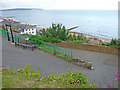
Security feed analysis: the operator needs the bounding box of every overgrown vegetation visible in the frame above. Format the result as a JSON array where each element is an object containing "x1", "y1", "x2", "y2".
[
  {"x1": 12, "y1": 28, "x2": 20, "y2": 33},
  {"x1": 0, "y1": 68, "x2": 2, "y2": 89},
  {"x1": 99, "y1": 38, "x2": 120, "y2": 50},
  {"x1": 41, "y1": 23, "x2": 89, "y2": 43},
  {"x1": 22, "y1": 24, "x2": 89, "y2": 44},
  {"x1": 2, "y1": 64, "x2": 96, "y2": 88},
  {"x1": 41, "y1": 24, "x2": 68, "y2": 41},
  {"x1": 25, "y1": 34, "x2": 62, "y2": 43},
  {"x1": 13, "y1": 23, "x2": 120, "y2": 49}
]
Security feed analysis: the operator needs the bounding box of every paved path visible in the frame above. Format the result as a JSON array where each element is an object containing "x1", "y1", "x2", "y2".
[{"x1": 1, "y1": 37, "x2": 118, "y2": 88}]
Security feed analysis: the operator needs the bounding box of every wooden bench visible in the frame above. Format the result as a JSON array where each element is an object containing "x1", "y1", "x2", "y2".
[{"x1": 15, "y1": 38, "x2": 35, "y2": 51}]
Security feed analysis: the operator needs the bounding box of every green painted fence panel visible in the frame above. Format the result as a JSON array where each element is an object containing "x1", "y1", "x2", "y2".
[
  {"x1": 29, "y1": 37, "x2": 72, "y2": 60},
  {"x1": 0, "y1": 28, "x2": 73, "y2": 60}
]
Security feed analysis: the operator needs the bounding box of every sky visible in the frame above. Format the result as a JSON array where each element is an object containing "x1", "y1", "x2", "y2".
[{"x1": 1, "y1": 0, "x2": 120, "y2": 10}]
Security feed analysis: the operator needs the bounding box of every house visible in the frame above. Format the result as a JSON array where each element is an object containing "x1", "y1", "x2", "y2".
[
  {"x1": 0, "y1": 18, "x2": 40, "y2": 35},
  {"x1": 20, "y1": 25, "x2": 37, "y2": 35},
  {"x1": 0, "y1": 19, "x2": 20, "y2": 30}
]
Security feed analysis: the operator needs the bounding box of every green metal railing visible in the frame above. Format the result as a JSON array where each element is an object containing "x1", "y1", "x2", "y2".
[
  {"x1": 29, "y1": 38, "x2": 72, "y2": 60},
  {"x1": 0, "y1": 28, "x2": 73, "y2": 60},
  {"x1": 0, "y1": 28, "x2": 18, "y2": 42}
]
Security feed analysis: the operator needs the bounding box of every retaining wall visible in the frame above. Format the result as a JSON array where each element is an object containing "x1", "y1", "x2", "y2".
[{"x1": 54, "y1": 42, "x2": 118, "y2": 54}]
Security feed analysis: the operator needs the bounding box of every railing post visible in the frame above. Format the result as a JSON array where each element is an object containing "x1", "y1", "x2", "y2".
[
  {"x1": 5, "y1": 30, "x2": 7, "y2": 38},
  {"x1": 15, "y1": 34, "x2": 17, "y2": 42},
  {"x1": 34, "y1": 38, "x2": 38, "y2": 48},
  {"x1": 54, "y1": 45, "x2": 56, "y2": 55},
  {"x1": 71, "y1": 50, "x2": 72, "y2": 61}
]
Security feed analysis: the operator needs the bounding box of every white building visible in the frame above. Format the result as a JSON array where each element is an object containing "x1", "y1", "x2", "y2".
[{"x1": 20, "y1": 25, "x2": 37, "y2": 35}]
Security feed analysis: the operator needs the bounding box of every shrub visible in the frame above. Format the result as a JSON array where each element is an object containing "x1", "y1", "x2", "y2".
[
  {"x1": 12, "y1": 29, "x2": 20, "y2": 33},
  {"x1": 101, "y1": 43, "x2": 105, "y2": 46},
  {"x1": 27, "y1": 34, "x2": 62, "y2": 43},
  {"x1": 50, "y1": 38, "x2": 62, "y2": 43},
  {"x1": 9, "y1": 65, "x2": 96, "y2": 88},
  {"x1": 42, "y1": 23, "x2": 69, "y2": 41},
  {"x1": 77, "y1": 33, "x2": 84, "y2": 40},
  {"x1": 105, "y1": 42, "x2": 111, "y2": 46},
  {"x1": 67, "y1": 34, "x2": 73, "y2": 41},
  {"x1": 67, "y1": 40, "x2": 83, "y2": 43},
  {"x1": 107, "y1": 73, "x2": 120, "y2": 88},
  {"x1": 73, "y1": 33, "x2": 77, "y2": 40}
]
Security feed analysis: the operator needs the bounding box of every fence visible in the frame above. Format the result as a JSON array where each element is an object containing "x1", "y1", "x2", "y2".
[
  {"x1": 0, "y1": 28, "x2": 73, "y2": 60},
  {"x1": 29, "y1": 38, "x2": 72, "y2": 60},
  {"x1": 0, "y1": 28, "x2": 17, "y2": 42}
]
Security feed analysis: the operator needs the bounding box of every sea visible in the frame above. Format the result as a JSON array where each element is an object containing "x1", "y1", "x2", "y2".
[{"x1": 1, "y1": 10, "x2": 118, "y2": 39}]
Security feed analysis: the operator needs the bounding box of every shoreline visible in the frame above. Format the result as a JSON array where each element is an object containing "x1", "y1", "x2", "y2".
[
  {"x1": 69, "y1": 31, "x2": 111, "y2": 43},
  {"x1": 0, "y1": 16, "x2": 111, "y2": 43}
]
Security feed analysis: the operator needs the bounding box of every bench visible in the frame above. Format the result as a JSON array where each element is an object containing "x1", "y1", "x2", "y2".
[{"x1": 15, "y1": 38, "x2": 35, "y2": 51}]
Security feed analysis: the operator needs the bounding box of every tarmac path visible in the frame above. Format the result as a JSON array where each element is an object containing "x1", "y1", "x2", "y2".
[{"x1": 1, "y1": 36, "x2": 118, "y2": 88}]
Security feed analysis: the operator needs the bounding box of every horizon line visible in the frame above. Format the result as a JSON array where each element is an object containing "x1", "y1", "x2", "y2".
[{"x1": 1, "y1": 8, "x2": 118, "y2": 11}]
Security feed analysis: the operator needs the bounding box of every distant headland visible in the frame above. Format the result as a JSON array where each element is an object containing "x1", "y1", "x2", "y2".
[{"x1": 1, "y1": 8, "x2": 43, "y2": 11}]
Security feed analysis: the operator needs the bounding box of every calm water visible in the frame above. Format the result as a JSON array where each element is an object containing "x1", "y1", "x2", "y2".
[{"x1": 1, "y1": 10, "x2": 118, "y2": 39}]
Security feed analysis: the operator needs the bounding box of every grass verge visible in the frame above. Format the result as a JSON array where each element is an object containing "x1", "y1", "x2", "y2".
[{"x1": 2, "y1": 65, "x2": 96, "y2": 88}]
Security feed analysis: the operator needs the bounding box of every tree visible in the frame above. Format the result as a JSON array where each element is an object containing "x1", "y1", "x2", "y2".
[
  {"x1": 41, "y1": 23, "x2": 69, "y2": 41},
  {"x1": 73, "y1": 33, "x2": 77, "y2": 40},
  {"x1": 67, "y1": 34, "x2": 73, "y2": 41},
  {"x1": 77, "y1": 34, "x2": 81, "y2": 40}
]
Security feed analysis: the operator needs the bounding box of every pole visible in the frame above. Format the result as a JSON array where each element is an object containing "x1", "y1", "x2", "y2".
[
  {"x1": 71, "y1": 50, "x2": 72, "y2": 61},
  {"x1": 54, "y1": 45, "x2": 56, "y2": 55},
  {"x1": 15, "y1": 34, "x2": 17, "y2": 42},
  {"x1": 10, "y1": 25, "x2": 14, "y2": 43},
  {"x1": 5, "y1": 24, "x2": 10, "y2": 41}
]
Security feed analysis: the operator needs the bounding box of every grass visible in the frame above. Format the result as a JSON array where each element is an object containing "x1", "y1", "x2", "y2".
[
  {"x1": 2, "y1": 68, "x2": 61, "y2": 88},
  {"x1": 2, "y1": 65, "x2": 96, "y2": 88},
  {"x1": 66, "y1": 40, "x2": 90, "y2": 44},
  {"x1": 0, "y1": 68, "x2": 2, "y2": 89}
]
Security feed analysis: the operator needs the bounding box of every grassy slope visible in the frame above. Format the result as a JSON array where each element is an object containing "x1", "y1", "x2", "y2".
[
  {"x1": 2, "y1": 69, "x2": 61, "y2": 88},
  {"x1": 0, "y1": 68, "x2": 2, "y2": 89},
  {"x1": 2, "y1": 68, "x2": 96, "y2": 88}
]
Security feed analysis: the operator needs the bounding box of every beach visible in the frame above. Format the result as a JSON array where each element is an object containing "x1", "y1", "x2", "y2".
[{"x1": 69, "y1": 32, "x2": 111, "y2": 44}]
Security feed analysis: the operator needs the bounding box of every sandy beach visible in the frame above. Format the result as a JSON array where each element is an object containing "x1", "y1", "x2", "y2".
[{"x1": 69, "y1": 31, "x2": 111, "y2": 44}]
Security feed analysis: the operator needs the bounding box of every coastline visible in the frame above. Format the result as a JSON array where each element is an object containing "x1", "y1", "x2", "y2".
[
  {"x1": 0, "y1": 16, "x2": 111, "y2": 43},
  {"x1": 69, "y1": 31, "x2": 111, "y2": 43}
]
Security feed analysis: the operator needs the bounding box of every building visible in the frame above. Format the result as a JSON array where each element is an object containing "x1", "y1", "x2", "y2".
[
  {"x1": 20, "y1": 25, "x2": 37, "y2": 35},
  {"x1": 0, "y1": 19, "x2": 20, "y2": 30},
  {"x1": 0, "y1": 18, "x2": 41, "y2": 35}
]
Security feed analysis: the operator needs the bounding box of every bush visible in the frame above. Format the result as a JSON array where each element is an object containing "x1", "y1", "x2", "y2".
[
  {"x1": 105, "y1": 42, "x2": 111, "y2": 46},
  {"x1": 27, "y1": 34, "x2": 62, "y2": 43},
  {"x1": 9, "y1": 65, "x2": 96, "y2": 88},
  {"x1": 67, "y1": 40, "x2": 83, "y2": 43},
  {"x1": 38, "y1": 35, "x2": 50, "y2": 42},
  {"x1": 50, "y1": 38, "x2": 62, "y2": 43},
  {"x1": 101, "y1": 43, "x2": 105, "y2": 46},
  {"x1": 12, "y1": 29, "x2": 20, "y2": 33},
  {"x1": 42, "y1": 23, "x2": 68, "y2": 41},
  {"x1": 67, "y1": 34, "x2": 73, "y2": 41}
]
